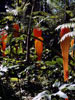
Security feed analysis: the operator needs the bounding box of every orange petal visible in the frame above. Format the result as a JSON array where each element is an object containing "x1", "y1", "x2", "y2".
[{"x1": 33, "y1": 28, "x2": 42, "y2": 37}]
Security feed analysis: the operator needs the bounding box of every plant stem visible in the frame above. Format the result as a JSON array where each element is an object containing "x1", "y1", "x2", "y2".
[{"x1": 26, "y1": 0, "x2": 35, "y2": 62}]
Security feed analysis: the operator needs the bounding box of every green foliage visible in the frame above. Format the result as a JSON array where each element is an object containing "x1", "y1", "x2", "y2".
[{"x1": 0, "y1": 0, "x2": 75, "y2": 100}]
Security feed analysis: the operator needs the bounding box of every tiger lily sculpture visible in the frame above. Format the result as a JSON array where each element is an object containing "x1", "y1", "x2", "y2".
[
  {"x1": 60, "y1": 27, "x2": 71, "y2": 82},
  {"x1": 33, "y1": 27, "x2": 43, "y2": 61},
  {"x1": 13, "y1": 23, "x2": 19, "y2": 37},
  {"x1": 0, "y1": 29, "x2": 7, "y2": 56},
  {"x1": 13, "y1": 23, "x2": 20, "y2": 53}
]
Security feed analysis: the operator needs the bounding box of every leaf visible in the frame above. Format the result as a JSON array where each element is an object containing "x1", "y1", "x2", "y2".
[
  {"x1": 5, "y1": 16, "x2": 14, "y2": 21},
  {"x1": 0, "y1": 72, "x2": 4, "y2": 76},
  {"x1": 70, "y1": 17, "x2": 75, "y2": 21},
  {"x1": 50, "y1": 15, "x2": 58, "y2": 19},
  {"x1": 66, "y1": 10, "x2": 73, "y2": 17},
  {"x1": 52, "y1": 91, "x2": 68, "y2": 99},
  {"x1": 5, "y1": 48, "x2": 10, "y2": 54},
  {"x1": 17, "y1": 43, "x2": 23, "y2": 54},
  {"x1": 8, "y1": 65, "x2": 19, "y2": 69},
  {"x1": 45, "y1": 61, "x2": 56, "y2": 66},
  {"x1": 41, "y1": 27, "x2": 48, "y2": 31},
  {"x1": 56, "y1": 58, "x2": 63, "y2": 65},
  {"x1": 10, "y1": 77, "x2": 19, "y2": 82},
  {"x1": 0, "y1": 65, "x2": 8, "y2": 72},
  {"x1": 59, "y1": 84, "x2": 69, "y2": 90},
  {"x1": 67, "y1": 84, "x2": 75, "y2": 90},
  {"x1": 53, "y1": 81, "x2": 60, "y2": 87},
  {"x1": 32, "y1": 11, "x2": 49, "y2": 16},
  {"x1": 32, "y1": 91, "x2": 51, "y2": 100},
  {"x1": 41, "y1": 66, "x2": 46, "y2": 69}
]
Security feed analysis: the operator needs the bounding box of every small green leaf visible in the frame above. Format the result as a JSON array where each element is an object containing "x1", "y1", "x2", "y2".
[
  {"x1": 41, "y1": 66, "x2": 46, "y2": 69},
  {"x1": 10, "y1": 77, "x2": 19, "y2": 82},
  {"x1": 56, "y1": 58, "x2": 63, "y2": 65},
  {"x1": 45, "y1": 60, "x2": 56, "y2": 66}
]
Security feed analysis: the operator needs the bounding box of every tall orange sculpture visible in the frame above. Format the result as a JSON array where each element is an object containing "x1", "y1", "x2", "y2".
[
  {"x1": 60, "y1": 27, "x2": 71, "y2": 82},
  {"x1": 35, "y1": 37, "x2": 43, "y2": 60}
]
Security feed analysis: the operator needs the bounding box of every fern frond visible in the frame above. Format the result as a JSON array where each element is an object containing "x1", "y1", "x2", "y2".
[{"x1": 60, "y1": 31, "x2": 75, "y2": 42}]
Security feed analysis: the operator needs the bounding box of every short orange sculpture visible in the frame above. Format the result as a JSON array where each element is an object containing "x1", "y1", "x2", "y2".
[
  {"x1": 13, "y1": 23, "x2": 19, "y2": 37},
  {"x1": 0, "y1": 30, "x2": 7, "y2": 56},
  {"x1": 33, "y1": 28, "x2": 43, "y2": 61},
  {"x1": 13, "y1": 23, "x2": 20, "y2": 53}
]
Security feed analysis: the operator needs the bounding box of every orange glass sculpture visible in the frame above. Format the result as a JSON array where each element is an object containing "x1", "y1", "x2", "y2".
[
  {"x1": 0, "y1": 30, "x2": 7, "y2": 56},
  {"x1": 33, "y1": 28, "x2": 43, "y2": 61},
  {"x1": 13, "y1": 23, "x2": 20, "y2": 53},
  {"x1": 35, "y1": 37, "x2": 43, "y2": 61},
  {"x1": 60, "y1": 27, "x2": 71, "y2": 82}
]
